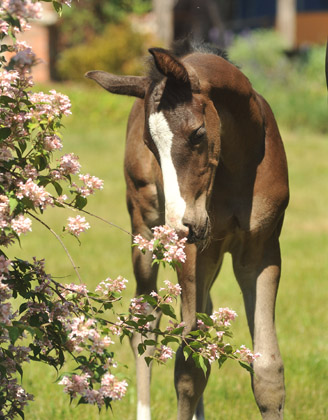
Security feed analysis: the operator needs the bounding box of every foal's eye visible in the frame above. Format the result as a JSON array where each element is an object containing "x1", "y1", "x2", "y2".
[{"x1": 189, "y1": 125, "x2": 206, "y2": 146}]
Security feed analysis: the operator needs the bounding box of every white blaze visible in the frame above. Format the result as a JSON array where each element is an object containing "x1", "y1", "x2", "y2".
[{"x1": 148, "y1": 111, "x2": 186, "y2": 231}]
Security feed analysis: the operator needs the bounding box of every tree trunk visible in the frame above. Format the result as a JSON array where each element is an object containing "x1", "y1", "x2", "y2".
[
  {"x1": 276, "y1": 0, "x2": 297, "y2": 49},
  {"x1": 152, "y1": 0, "x2": 175, "y2": 47}
]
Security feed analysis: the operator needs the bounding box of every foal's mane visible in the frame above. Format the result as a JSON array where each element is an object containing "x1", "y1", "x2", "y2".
[{"x1": 147, "y1": 38, "x2": 230, "y2": 84}]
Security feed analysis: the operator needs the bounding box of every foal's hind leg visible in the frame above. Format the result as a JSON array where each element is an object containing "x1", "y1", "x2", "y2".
[{"x1": 233, "y1": 234, "x2": 285, "y2": 420}]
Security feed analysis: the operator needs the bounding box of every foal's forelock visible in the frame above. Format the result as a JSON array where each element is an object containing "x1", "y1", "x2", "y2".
[{"x1": 148, "y1": 111, "x2": 188, "y2": 238}]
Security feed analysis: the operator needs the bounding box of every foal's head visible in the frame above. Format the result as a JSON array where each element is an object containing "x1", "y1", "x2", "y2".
[{"x1": 86, "y1": 47, "x2": 221, "y2": 243}]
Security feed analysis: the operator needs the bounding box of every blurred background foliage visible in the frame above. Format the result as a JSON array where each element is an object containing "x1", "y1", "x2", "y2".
[
  {"x1": 56, "y1": 18, "x2": 326, "y2": 134},
  {"x1": 229, "y1": 30, "x2": 327, "y2": 133},
  {"x1": 57, "y1": 21, "x2": 150, "y2": 79},
  {"x1": 58, "y1": 0, "x2": 152, "y2": 47},
  {"x1": 56, "y1": 0, "x2": 153, "y2": 79}
]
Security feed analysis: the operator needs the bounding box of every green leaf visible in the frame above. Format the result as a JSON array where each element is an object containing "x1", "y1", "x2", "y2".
[
  {"x1": 144, "y1": 339, "x2": 157, "y2": 346},
  {"x1": 161, "y1": 336, "x2": 179, "y2": 346},
  {"x1": 196, "y1": 312, "x2": 214, "y2": 327},
  {"x1": 34, "y1": 154, "x2": 48, "y2": 171},
  {"x1": 9, "y1": 197, "x2": 20, "y2": 213},
  {"x1": 19, "y1": 140, "x2": 27, "y2": 154},
  {"x1": 218, "y1": 354, "x2": 227, "y2": 368},
  {"x1": 142, "y1": 294, "x2": 157, "y2": 306},
  {"x1": 77, "y1": 396, "x2": 88, "y2": 405},
  {"x1": 192, "y1": 353, "x2": 208, "y2": 376},
  {"x1": 224, "y1": 344, "x2": 233, "y2": 354},
  {"x1": 0, "y1": 363, "x2": 7, "y2": 377},
  {"x1": 75, "y1": 195, "x2": 88, "y2": 210},
  {"x1": 189, "y1": 341, "x2": 203, "y2": 349},
  {"x1": 7, "y1": 326, "x2": 20, "y2": 344},
  {"x1": 16, "y1": 362, "x2": 23, "y2": 379},
  {"x1": 183, "y1": 345, "x2": 192, "y2": 360},
  {"x1": 137, "y1": 343, "x2": 146, "y2": 355},
  {"x1": 53, "y1": 2, "x2": 63, "y2": 16},
  {"x1": 199, "y1": 355, "x2": 208, "y2": 376},
  {"x1": 170, "y1": 326, "x2": 185, "y2": 335},
  {"x1": 15, "y1": 407, "x2": 25, "y2": 419},
  {"x1": 144, "y1": 356, "x2": 153, "y2": 366},
  {"x1": 159, "y1": 303, "x2": 176, "y2": 319},
  {"x1": 52, "y1": 181, "x2": 63, "y2": 196},
  {"x1": 0, "y1": 95, "x2": 15, "y2": 105},
  {"x1": 0, "y1": 127, "x2": 11, "y2": 140},
  {"x1": 239, "y1": 361, "x2": 254, "y2": 374}
]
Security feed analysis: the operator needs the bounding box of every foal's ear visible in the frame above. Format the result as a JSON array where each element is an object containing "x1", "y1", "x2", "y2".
[
  {"x1": 85, "y1": 71, "x2": 150, "y2": 99},
  {"x1": 149, "y1": 48, "x2": 190, "y2": 84}
]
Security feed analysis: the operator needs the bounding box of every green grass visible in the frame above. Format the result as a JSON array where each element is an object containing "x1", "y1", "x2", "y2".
[{"x1": 7, "y1": 83, "x2": 328, "y2": 419}]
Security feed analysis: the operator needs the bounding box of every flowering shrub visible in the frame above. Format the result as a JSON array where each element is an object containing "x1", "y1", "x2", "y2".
[
  {"x1": 0, "y1": 2, "x2": 260, "y2": 419},
  {"x1": 133, "y1": 225, "x2": 187, "y2": 267}
]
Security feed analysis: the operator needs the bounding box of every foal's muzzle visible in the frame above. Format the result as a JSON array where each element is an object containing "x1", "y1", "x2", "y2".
[{"x1": 185, "y1": 217, "x2": 210, "y2": 244}]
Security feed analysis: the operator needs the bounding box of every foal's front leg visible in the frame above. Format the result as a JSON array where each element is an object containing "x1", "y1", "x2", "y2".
[
  {"x1": 130, "y1": 228, "x2": 161, "y2": 420},
  {"x1": 175, "y1": 244, "x2": 223, "y2": 420},
  {"x1": 233, "y1": 236, "x2": 285, "y2": 420}
]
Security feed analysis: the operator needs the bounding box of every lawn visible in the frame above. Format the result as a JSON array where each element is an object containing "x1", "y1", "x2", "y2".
[{"x1": 7, "y1": 82, "x2": 328, "y2": 420}]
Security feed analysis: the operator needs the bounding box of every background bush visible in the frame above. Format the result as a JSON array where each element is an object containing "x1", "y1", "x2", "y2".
[
  {"x1": 57, "y1": 21, "x2": 150, "y2": 81},
  {"x1": 229, "y1": 30, "x2": 327, "y2": 133}
]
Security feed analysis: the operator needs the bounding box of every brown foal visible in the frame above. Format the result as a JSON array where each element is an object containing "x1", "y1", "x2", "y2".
[{"x1": 86, "y1": 41, "x2": 289, "y2": 420}]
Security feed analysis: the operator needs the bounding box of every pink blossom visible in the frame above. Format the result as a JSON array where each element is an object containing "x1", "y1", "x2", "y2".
[
  {"x1": 210, "y1": 307, "x2": 238, "y2": 327},
  {"x1": 75, "y1": 173, "x2": 104, "y2": 197},
  {"x1": 10, "y1": 214, "x2": 32, "y2": 235},
  {"x1": 197, "y1": 319, "x2": 208, "y2": 331},
  {"x1": 130, "y1": 297, "x2": 151, "y2": 315},
  {"x1": 0, "y1": 146, "x2": 13, "y2": 162},
  {"x1": 201, "y1": 343, "x2": 220, "y2": 364},
  {"x1": 16, "y1": 178, "x2": 54, "y2": 209},
  {"x1": 66, "y1": 315, "x2": 97, "y2": 352},
  {"x1": 159, "y1": 280, "x2": 182, "y2": 297},
  {"x1": 165, "y1": 320, "x2": 186, "y2": 333},
  {"x1": 22, "y1": 164, "x2": 38, "y2": 180},
  {"x1": 1, "y1": 0, "x2": 43, "y2": 32},
  {"x1": 216, "y1": 330, "x2": 225, "y2": 340},
  {"x1": 58, "y1": 373, "x2": 91, "y2": 398},
  {"x1": 56, "y1": 194, "x2": 67, "y2": 203},
  {"x1": 44, "y1": 135, "x2": 63, "y2": 151},
  {"x1": 62, "y1": 283, "x2": 89, "y2": 297},
  {"x1": 133, "y1": 233, "x2": 154, "y2": 252},
  {"x1": 95, "y1": 276, "x2": 128, "y2": 296},
  {"x1": 234, "y1": 345, "x2": 261, "y2": 364},
  {"x1": 49, "y1": 301, "x2": 74, "y2": 324},
  {"x1": 0, "y1": 302, "x2": 12, "y2": 324},
  {"x1": 84, "y1": 388, "x2": 103, "y2": 407},
  {"x1": 59, "y1": 153, "x2": 81, "y2": 175},
  {"x1": 133, "y1": 225, "x2": 187, "y2": 264},
  {"x1": 11, "y1": 41, "x2": 36, "y2": 68},
  {"x1": 65, "y1": 215, "x2": 90, "y2": 236},
  {"x1": 158, "y1": 345, "x2": 175, "y2": 363},
  {"x1": 100, "y1": 373, "x2": 128, "y2": 400},
  {"x1": 90, "y1": 334, "x2": 114, "y2": 355},
  {"x1": 0, "y1": 19, "x2": 9, "y2": 35},
  {"x1": 49, "y1": 90, "x2": 71, "y2": 116},
  {"x1": 109, "y1": 319, "x2": 124, "y2": 336},
  {"x1": 29, "y1": 90, "x2": 71, "y2": 118},
  {"x1": 0, "y1": 255, "x2": 11, "y2": 274},
  {"x1": 0, "y1": 277, "x2": 12, "y2": 301}
]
